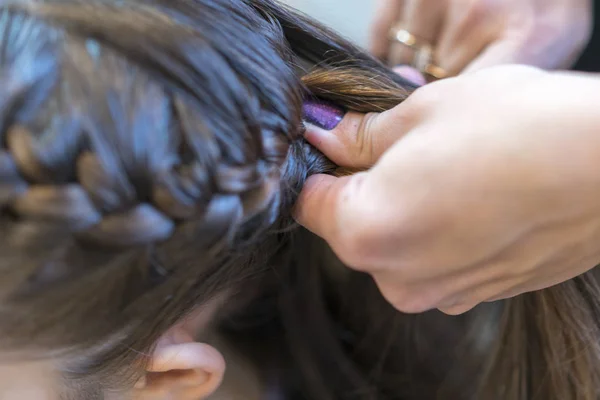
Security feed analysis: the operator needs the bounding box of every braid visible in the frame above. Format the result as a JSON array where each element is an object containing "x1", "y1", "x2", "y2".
[
  {"x1": 0, "y1": 118, "x2": 285, "y2": 251},
  {"x1": 1, "y1": 129, "x2": 284, "y2": 249},
  {"x1": 0, "y1": 3, "x2": 294, "y2": 251},
  {"x1": 5, "y1": 133, "x2": 288, "y2": 245},
  {"x1": 0, "y1": 4, "x2": 307, "y2": 386}
]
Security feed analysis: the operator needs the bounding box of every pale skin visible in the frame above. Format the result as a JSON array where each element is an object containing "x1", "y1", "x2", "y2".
[
  {"x1": 371, "y1": 0, "x2": 592, "y2": 74},
  {"x1": 295, "y1": 65, "x2": 600, "y2": 315},
  {"x1": 294, "y1": 0, "x2": 596, "y2": 316}
]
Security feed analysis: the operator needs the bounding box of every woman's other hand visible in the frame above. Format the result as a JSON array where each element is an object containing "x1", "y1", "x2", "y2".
[
  {"x1": 296, "y1": 65, "x2": 600, "y2": 315},
  {"x1": 370, "y1": 0, "x2": 593, "y2": 76}
]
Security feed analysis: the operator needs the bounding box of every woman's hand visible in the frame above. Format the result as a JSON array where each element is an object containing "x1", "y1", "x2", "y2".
[
  {"x1": 371, "y1": 0, "x2": 593, "y2": 76},
  {"x1": 296, "y1": 65, "x2": 600, "y2": 315}
]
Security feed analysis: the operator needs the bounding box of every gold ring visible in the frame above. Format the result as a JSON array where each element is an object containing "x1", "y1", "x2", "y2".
[
  {"x1": 423, "y1": 64, "x2": 448, "y2": 80},
  {"x1": 389, "y1": 27, "x2": 448, "y2": 80},
  {"x1": 388, "y1": 27, "x2": 430, "y2": 50}
]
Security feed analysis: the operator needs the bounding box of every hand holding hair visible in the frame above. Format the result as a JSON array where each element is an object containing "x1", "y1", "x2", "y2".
[
  {"x1": 4, "y1": 0, "x2": 600, "y2": 397},
  {"x1": 296, "y1": 65, "x2": 600, "y2": 315}
]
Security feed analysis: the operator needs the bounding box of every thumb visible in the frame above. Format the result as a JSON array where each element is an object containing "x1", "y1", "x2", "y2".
[
  {"x1": 294, "y1": 172, "x2": 370, "y2": 250},
  {"x1": 303, "y1": 99, "x2": 416, "y2": 169}
]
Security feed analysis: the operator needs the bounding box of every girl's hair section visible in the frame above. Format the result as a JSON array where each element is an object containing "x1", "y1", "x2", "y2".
[
  {"x1": 0, "y1": 0, "x2": 413, "y2": 396},
  {"x1": 0, "y1": 1, "x2": 598, "y2": 400}
]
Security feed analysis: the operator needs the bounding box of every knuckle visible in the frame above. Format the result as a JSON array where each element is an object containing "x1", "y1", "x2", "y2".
[
  {"x1": 333, "y1": 113, "x2": 377, "y2": 168},
  {"x1": 353, "y1": 112, "x2": 379, "y2": 166}
]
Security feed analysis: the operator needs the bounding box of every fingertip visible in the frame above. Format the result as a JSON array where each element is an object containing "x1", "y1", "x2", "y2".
[
  {"x1": 304, "y1": 111, "x2": 388, "y2": 169},
  {"x1": 303, "y1": 122, "x2": 336, "y2": 149},
  {"x1": 392, "y1": 65, "x2": 427, "y2": 86},
  {"x1": 302, "y1": 98, "x2": 349, "y2": 159},
  {"x1": 369, "y1": 0, "x2": 404, "y2": 58},
  {"x1": 295, "y1": 173, "x2": 359, "y2": 243},
  {"x1": 303, "y1": 114, "x2": 354, "y2": 167},
  {"x1": 303, "y1": 98, "x2": 345, "y2": 131}
]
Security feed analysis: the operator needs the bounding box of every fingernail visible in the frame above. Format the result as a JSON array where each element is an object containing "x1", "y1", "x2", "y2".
[
  {"x1": 393, "y1": 65, "x2": 427, "y2": 86},
  {"x1": 302, "y1": 98, "x2": 345, "y2": 131}
]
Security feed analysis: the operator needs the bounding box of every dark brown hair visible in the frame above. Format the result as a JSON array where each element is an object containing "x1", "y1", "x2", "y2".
[{"x1": 0, "y1": 0, "x2": 598, "y2": 399}]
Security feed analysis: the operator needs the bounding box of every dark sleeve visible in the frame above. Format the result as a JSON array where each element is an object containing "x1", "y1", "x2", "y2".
[{"x1": 574, "y1": 0, "x2": 600, "y2": 72}]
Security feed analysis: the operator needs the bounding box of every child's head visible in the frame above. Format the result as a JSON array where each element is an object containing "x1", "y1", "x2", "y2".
[
  {"x1": 0, "y1": 0, "x2": 419, "y2": 398},
  {"x1": 0, "y1": 0, "x2": 310, "y2": 397}
]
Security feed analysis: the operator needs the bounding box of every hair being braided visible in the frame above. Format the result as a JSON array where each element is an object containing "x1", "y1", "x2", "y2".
[
  {"x1": 0, "y1": 3, "x2": 297, "y2": 250},
  {"x1": 0, "y1": 2, "x2": 316, "y2": 392},
  {"x1": 7, "y1": 2, "x2": 600, "y2": 400}
]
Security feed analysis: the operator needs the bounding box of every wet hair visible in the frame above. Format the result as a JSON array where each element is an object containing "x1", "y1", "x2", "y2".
[{"x1": 0, "y1": 0, "x2": 599, "y2": 399}]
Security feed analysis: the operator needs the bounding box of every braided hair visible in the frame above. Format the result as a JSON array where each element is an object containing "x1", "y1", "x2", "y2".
[
  {"x1": 0, "y1": 0, "x2": 413, "y2": 396},
  {"x1": 0, "y1": 0, "x2": 308, "y2": 389},
  {"x1": 7, "y1": 1, "x2": 599, "y2": 400}
]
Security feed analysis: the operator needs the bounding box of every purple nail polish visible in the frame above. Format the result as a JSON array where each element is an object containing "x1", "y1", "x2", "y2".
[{"x1": 302, "y1": 98, "x2": 345, "y2": 130}]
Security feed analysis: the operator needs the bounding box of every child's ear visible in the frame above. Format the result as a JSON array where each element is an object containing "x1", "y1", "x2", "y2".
[{"x1": 133, "y1": 325, "x2": 225, "y2": 400}]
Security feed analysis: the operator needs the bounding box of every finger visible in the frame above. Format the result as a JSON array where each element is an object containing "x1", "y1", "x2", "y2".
[
  {"x1": 402, "y1": 0, "x2": 446, "y2": 43},
  {"x1": 294, "y1": 173, "x2": 366, "y2": 245},
  {"x1": 462, "y1": 37, "x2": 533, "y2": 74},
  {"x1": 434, "y1": 3, "x2": 500, "y2": 75},
  {"x1": 369, "y1": 0, "x2": 405, "y2": 60},
  {"x1": 388, "y1": 0, "x2": 446, "y2": 66},
  {"x1": 296, "y1": 171, "x2": 400, "y2": 271},
  {"x1": 465, "y1": 5, "x2": 592, "y2": 73},
  {"x1": 294, "y1": 174, "x2": 345, "y2": 240},
  {"x1": 303, "y1": 106, "x2": 418, "y2": 170},
  {"x1": 437, "y1": 39, "x2": 493, "y2": 77}
]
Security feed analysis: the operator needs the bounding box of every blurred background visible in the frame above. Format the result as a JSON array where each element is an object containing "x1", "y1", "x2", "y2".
[
  {"x1": 280, "y1": 0, "x2": 374, "y2": 48},
  {"x1": 280, "y1": 0, "x2": 600, "y2": 72}
]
